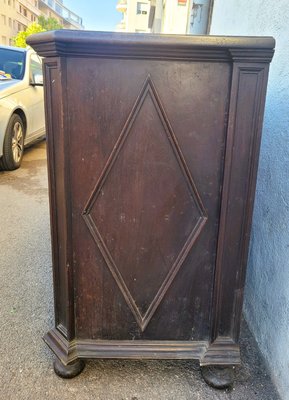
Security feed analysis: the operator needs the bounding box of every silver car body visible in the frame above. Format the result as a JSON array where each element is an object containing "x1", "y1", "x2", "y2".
[{"x1": 0, "y1": 46, "x2": 45, "y2": 159}]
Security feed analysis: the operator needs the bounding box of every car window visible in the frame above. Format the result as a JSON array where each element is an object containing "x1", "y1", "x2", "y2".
[
  {"x1": 30, "y1": 53, "x2": 43, "y2": 81},
  {"x1": 0, "y1": 48, "x2": 25, "y2": 80}
]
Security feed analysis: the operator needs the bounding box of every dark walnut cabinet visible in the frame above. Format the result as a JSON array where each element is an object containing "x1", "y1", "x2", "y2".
[{"x1": 27, "y1": 31, "x2": 274, "y2": 387}]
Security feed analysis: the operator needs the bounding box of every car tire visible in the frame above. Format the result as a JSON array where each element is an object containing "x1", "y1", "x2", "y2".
[{"x1": 1, "y1": 114, "x2": 25, "y2": 171}]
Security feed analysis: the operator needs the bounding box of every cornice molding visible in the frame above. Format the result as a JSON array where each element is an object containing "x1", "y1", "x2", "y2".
[{"x1": 27, "y1": 30, "x2": 275, "y2": 62}]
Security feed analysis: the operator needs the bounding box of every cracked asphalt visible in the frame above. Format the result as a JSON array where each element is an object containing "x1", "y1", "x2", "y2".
[{"x1": 0, "y1": 141, "x2": 280, "y2": 400}]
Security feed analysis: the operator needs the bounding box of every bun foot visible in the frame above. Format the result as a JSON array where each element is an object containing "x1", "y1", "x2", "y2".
[
  {"x1": 201, "y1": 365, "x2": 235, "y2": 389},
  {"x1": 53, "y1": 358, "x2": 85, "y2": 379}
]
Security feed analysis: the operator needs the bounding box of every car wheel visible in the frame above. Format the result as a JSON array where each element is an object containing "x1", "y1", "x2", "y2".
[{"x1": 1, "y1": 114, "x2": 25, "y2": 171}]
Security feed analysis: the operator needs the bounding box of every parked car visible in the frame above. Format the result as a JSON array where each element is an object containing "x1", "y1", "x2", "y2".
[{"x1": 0, "y1": 45, "x2": 45, "y2": 171}]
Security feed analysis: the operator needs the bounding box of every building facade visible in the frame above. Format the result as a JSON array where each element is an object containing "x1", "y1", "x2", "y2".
[
  {"x1": 0, "y1": 0, "x2": 83, "y2": 46},
  {"x1": 116, "y1": 0, "x2": 213, "y2": 35},
  {"x1": 155, "y1": 0, "x2": 191, "y2": 34},
  {"x1": 38, "y1": 0, "x2": 83, "y2": 30},
  {"x1": 116, "y1": 0, "x2": 150, "y2": 33}
]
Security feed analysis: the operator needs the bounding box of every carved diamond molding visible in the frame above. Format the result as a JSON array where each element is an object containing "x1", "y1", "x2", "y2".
[{"x1": 82, "y1": 75, "x2": 207, "y2": 332}]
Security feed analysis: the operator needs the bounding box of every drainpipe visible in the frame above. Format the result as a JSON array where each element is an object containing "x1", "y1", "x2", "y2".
[{"x1": 153, "y1": 0, "x2": 163, "y2": 33}]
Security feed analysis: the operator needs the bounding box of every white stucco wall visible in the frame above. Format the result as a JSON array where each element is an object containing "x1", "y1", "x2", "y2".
[
  {"x1": 210, "y1": 2, "x2": 289, "y2": 399},
  {"x1": 162, "y1": 0, "x2": 190, "y2": 34}
]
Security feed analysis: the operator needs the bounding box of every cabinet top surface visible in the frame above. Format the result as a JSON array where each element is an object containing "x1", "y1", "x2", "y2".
[{"x1": 27, "y1": 30, "x2": 275, "y2": 62}]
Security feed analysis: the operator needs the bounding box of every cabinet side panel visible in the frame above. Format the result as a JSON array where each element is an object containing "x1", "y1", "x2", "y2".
[
  {"x1": 43, "y1": 59, "x2": 74, "y2": 339},
  {"x1": 66, "y1": 57, "x2": 231, "y2": 341},
  {"x1": 211, "y1": 63, "x2": 270, "y2": 342}
]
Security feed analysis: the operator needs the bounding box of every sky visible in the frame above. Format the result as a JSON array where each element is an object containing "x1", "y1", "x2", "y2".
[{"x1": 63, "y1": 0, "x2": 121, "y2": 31}]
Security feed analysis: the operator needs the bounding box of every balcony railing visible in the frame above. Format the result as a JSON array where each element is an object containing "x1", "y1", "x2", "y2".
[{"x1": 39, "y1": 0, "x2": 83, "y2": 28}]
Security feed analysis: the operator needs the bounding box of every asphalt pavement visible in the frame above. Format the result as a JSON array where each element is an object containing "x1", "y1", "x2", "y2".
[{"x1": 0, "y1": 141, "x2": 280, "y2": 400}]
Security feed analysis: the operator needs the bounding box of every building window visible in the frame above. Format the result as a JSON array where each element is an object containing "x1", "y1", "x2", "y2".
[
  {"x1": 9, "y1": 38, "x2": 13, "y2": 46},
  {"x1": 8, "y1": 0, "x2": 11, "y2": 5},
  {"x1": 9, "y1": 17, "x2": 12, "y2": 27},
  {"x1": 136, "y1": 2, "x2": 148, "y2": 15},
  {"x1": 23, "y1": 8, "x2": 27, "y2": 17},
  {"x1": 1, "y1": 15, "x2": 6, "y2": 25},
  {"x1": 2, "y1": 36, "x2": 7, "y2": 45},
  {"x1": 55, "y1": 4, "x2": 63, "y2": 15},
  {"x1": 18, "y1": 23, "x2": 21, "y2": 31},
  {"x1": 19, "y1": 5, "x2": 22, "y2": 12}
]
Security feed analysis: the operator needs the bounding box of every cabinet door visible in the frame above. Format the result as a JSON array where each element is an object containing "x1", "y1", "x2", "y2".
[{"x1": 67, "y1": 58, "x2": 231, "y2": 341}]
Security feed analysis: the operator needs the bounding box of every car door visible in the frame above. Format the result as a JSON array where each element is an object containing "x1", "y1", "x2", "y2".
[{"x1": 25, "y1": 53, "x2": 45, "y2": 139}]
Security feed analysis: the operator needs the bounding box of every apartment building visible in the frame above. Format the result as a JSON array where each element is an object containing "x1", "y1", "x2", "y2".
[
  {"x1": 38, "y1": 0, "x2": 83, "y2": 30},
  {"x1": 0, "y1": 0, "x2": 39, "y2": 45},
  {"x1": 116, "y1": 0, "x2": 150, "y2": 33},
  {"x1": 116, "y1": 0, "x2": 213, "y2": 35},
  {"x1": 0, "y1": 0, "x2": 83, "y2": 46}
]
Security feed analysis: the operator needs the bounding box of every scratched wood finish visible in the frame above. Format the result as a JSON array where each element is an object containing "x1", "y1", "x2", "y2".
[{"x1": 27, "y1": 31, "x2": 274, "y2": 367}]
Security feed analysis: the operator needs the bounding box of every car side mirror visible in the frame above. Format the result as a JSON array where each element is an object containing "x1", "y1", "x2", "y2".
[{"x1": 31, "y1": 74, "x2": 43, "y2": 86}]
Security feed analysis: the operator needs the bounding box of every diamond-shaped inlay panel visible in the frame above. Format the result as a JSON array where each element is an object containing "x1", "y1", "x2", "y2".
[{"x1": 83, "y1": 75, "x2": 207, "y2": 332}]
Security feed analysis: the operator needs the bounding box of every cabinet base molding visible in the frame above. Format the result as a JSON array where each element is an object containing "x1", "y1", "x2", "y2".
[
  {"x1": 200, "y1": 337, "x2": 241, "y2": 366},
  {"x1": 44, "y1": 328, "x2": 240, "y2": 368}
]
